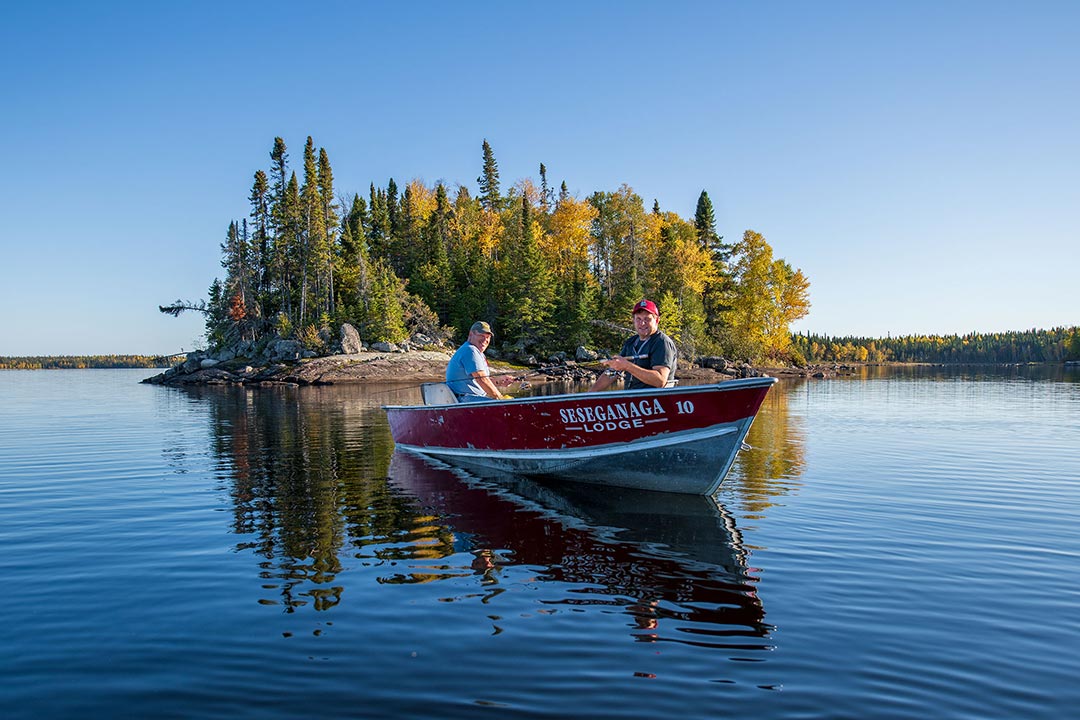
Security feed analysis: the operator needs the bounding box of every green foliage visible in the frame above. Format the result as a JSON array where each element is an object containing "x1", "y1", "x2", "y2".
[
  {"x1": 366, "y1": 259, "x2": 408, "y2": 344},
  {"x1": 500, "y1": 196, "x2": 556, "y2": 349},
  {"x1": 273, "y1": 312, "x2": 292, "y2": 339},
  {"x1": 186, "y1": 134, "x2": 828, "y2": 363},
  {"x1": 298, "y1": 324, "x2": 326, "y2": 353},
  {"x1": 1066, "y1": 328, "x2": 1080, "y2": 360},
  {"x1": 477, "y1": 139, "x2": 501, "y2": 212},
  {"x1": 791, "y1": 327, "x2": 1079, "y2": 364},
  {"x1": 0, "y1": 355, "x2": 172, "y2": 370}
]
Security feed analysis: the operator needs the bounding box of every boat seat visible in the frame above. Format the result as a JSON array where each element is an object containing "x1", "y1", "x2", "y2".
[{"x1": 421, "y1": 382, "x2": 459, "y2": 405}]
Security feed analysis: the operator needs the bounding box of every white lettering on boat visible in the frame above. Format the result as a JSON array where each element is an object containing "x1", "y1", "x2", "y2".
[{"x1": 558, "y1": 399, "x2": 666, "y2": 433}]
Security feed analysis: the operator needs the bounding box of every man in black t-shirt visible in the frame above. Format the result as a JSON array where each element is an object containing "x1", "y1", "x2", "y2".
[{"x1": 588, "y1": 299, "x2": 678, "y2": 392}]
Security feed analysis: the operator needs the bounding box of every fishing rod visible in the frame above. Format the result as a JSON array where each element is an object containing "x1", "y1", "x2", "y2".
[
  {"x1": 362, "y1": 352, "x2": 649, "y2": 398},
  {"x1": 589, "y1": 317, "x2": 696, "y2": 361}
]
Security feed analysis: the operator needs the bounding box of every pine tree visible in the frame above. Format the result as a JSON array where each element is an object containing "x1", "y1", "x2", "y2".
[
  {"x1": 268, "y1": 137, "x2": 289, "y2": 239},
  {"x1": 249, "y1": 170, "x2": 270, "y2": 317},
  {"x1": 539, "y1": 163, "x2": 551, "y2": 213},
  {"x1": 477, "y1": 139, "x2": 501, "y2": 212},
  {"x1": 695, "y1": 190, "x2": 734, "y2": 345},
  {"x1": 387, "y1": 178, "x2": 399, "y2": 235},
  {"x1": 366, "y1": 259, "x2": 408, "y2": 343},
  {"x1": 317, "y1": 147, "x2": 338, "y2": 319},
  {"x1": 299, "y1": 137, "x2": 328, "y2": 326},
  {"x1": 368, "y1": 183, "x2": 390, "y2": 259},
  {"x1": 278, "y1": 172, "x2": 303, "y2": 323},
  {"x1": 411, "y1": 183, "x2": 453, "y2": 322},
  {"x1": 694, "y1": 191, "x2": 719, "y2": 250},
  {"x1": 503, "y1": 196, "x2": 555, "y2": 349}
]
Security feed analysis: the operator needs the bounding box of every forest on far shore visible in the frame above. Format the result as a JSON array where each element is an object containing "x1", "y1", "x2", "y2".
[
  {"x1": 794, "y1": 328, "x2": 1079, "y2": 364},
  {"x1": 0, "y1": 356, "x2": 171, "y2": 370},
  {"x1": 4, "y1": 324, "x2": 1078, "y2": 370},
  {"x1": 2, "y1": 325, "x2": 1077, "y2": 371}
]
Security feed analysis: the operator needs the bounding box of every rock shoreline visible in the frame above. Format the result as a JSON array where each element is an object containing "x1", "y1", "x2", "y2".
[
  {"x1": 141, "y1": 323, "x2": 832, "y2": 388},
  {"x1": 141, "y1": 349, "x2": 798, "y2": 388},
  {"x1": 141, "y1": 350, "x2": 458, "y2": 386}
]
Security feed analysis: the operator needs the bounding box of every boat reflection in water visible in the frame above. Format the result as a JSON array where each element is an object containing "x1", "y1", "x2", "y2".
[{"x1": 385, "y1": 450, "x2": 770, "y2": 648}]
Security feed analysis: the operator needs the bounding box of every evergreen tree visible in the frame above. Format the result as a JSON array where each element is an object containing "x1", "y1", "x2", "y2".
[
  {"x1": 397, "y1": 182, "x2": 422, "y2": 278},
  {"x1": 477, "y1": 139, "x2": 501, "y2": 212},
  {"x1": 366, "y1": 259, "x2": 408, "y2": 343},
  {"x1": 317, "y1": 147, "x2": 339, "y2": 319},
  {"x1": 539, "y1": 162, "x2": 551, "y2": 212},
  {"x1": 694, "y1": 190, "x2": 719, "y2": 250},
  {"x1": 205, "y1": 278, "x2": 227, "y2": 348},
  {"x1": 268, "y1": 137, "x2": 289, "y2": 240},
  {"x1": 411, "y1": 183, "x2": 454, "y2": 322},
  {"x1": 386, "y1": 178, "x2": 400, "y2": 235},
  {"x1": 299, "y1": 137, "x2": 329, "y2": 326},
  {"x1": 547, "y1": 194, "x2": 599, "y2": 349},
  {"x1": 502, "y1": 196, "x2": 556, "y2": 349},
  {"x1": 368, "y1": 183, "x2": 390, "y2": 259},
  {"x1": 335, "y1": 194, "x2": 370, "y2": 324},
  {"x1": 248, "y1": 170, "x2": 270, "y2": 317},
  {"x1": 695, "y1": 190, "x2": 734, "y2": 344},
  {"x1": 278, "y1": 172, "x2": 303, "y2": 323}
]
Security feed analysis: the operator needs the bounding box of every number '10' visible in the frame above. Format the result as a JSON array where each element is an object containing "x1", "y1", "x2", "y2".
[{"x1": 676, "y1": 400, "x2": 695, "y2": 414}]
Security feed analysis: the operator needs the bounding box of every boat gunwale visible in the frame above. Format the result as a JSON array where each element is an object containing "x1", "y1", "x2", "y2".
[{"x1": 382, "y1": 376, "x2": 777, "y2": 411}]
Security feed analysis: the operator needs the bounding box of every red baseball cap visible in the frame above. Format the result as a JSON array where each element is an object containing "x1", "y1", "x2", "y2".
[{"x1": 632, "y1": 299, "x2": 659, "y2": 316}]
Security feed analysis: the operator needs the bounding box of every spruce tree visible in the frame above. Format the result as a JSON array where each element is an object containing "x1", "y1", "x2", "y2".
[
  {"x1": 299, "y1": 137, "x2": 328, "y2": 326},
  {"x1": 317, "y1": 147, "x2": 338, "y2": 318},
  {"x1": 268, "y1": 137, "x2": 289, "y2": 239},
  {"x1": 387, "y1": 178, "x2": 399, "y2": 234},
  {"x1": 695, "y1": 190, "x2": 734, "y2": 345},
  {"x1": 539, "y1": 163, "x2": 550, "y2": 212},
  {"x1": 694, "y1": 190, "x2": 721, "y2": 253},
  {"x1": 503, "y1": 196, "x2": 555, "y2": 349},
  {"x1": 249, "y1": 170, "x2": 270, "y2": 317},
  {"x1": 477, "y1": 139, "x2": 500, "y2": 212}
]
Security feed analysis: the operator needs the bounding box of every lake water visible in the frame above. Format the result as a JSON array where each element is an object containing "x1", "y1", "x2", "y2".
[{"x1": 1, "y1": 366, "x2": 1078, "y2": 719}]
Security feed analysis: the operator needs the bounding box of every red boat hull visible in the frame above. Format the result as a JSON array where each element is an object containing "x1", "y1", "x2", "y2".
[{"x1": 384, "y1": 377, "x2": 776, "y2": 495}]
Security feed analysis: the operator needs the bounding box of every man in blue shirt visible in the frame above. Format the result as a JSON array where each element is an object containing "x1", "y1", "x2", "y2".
[{"x1": 445, "y1": 321, "x2": 507, "y2": 402}]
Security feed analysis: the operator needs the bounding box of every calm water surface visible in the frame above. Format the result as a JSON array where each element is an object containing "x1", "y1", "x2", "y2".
[{"x1": 1, "y1": 366, "x2": 1078, "y2": 719}]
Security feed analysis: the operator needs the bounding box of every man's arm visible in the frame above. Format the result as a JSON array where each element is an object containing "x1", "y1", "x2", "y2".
[
  {"x1": 599, "y1": 355, "x2": 669, "y2": 388},
  {"x1": 588, "y1": 370, "x2": 619, "y2": 392},
  {"x1": 472, "y1": 371, "x2": 506, "y2": 399}
]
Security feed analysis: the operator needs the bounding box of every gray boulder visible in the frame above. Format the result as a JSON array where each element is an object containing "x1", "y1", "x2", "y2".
[
  {"x1": 270, "y1": 339, "x2": 303, "y2": 362},
  {"x1": 181, "y1": 352, "x2": 205, "y2": 374},
  {"x1": 575, "y1": 346, "x2": 600, "y2": 362},
  {"x1": 340, "y1": 323, "x2": 363, "y2": 354}
]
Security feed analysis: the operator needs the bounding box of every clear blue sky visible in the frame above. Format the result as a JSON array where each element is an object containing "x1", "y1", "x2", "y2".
[{"x1": 2, "y1": 1, "x2": 1076, "y2": 355}]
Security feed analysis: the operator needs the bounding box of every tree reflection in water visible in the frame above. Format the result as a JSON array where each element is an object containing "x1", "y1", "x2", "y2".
[{"x1": 189, "y1": 379, "x2": 802, "y2": 648}]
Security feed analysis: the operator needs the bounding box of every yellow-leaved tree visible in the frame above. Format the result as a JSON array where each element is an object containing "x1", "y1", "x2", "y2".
[
  {"x1": 544, "y1": 195, "x2": 599, "y2": 347},
  {"x1": 723, "y1": 230, "x2": 810, "y2": 362}
]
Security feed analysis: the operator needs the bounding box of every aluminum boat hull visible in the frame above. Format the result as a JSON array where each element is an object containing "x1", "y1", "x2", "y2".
[{"x1": 383, "y1": 376, "x2": 777, "y2": 495}]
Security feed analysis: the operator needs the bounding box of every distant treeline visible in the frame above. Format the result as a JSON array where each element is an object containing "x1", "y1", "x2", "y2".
[
  {"x1": 167, "y1": 135, "x2": 811, "y2": 363},
  {"x1": 792, "y1": 327, "x2": 1080, "y2": 364},
  {"x1": 0, "y1": 356, "x2": 171, "y2": 370}
]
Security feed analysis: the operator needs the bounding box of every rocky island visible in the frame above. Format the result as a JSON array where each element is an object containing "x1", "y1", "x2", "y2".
[{"x1": 141, "y1": 323, "x2": 787, "y2": 388}]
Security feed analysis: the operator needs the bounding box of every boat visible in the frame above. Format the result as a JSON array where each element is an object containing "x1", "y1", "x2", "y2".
[{"x1": 383, "y1": 376, "x2": 777, "y2": 495}]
